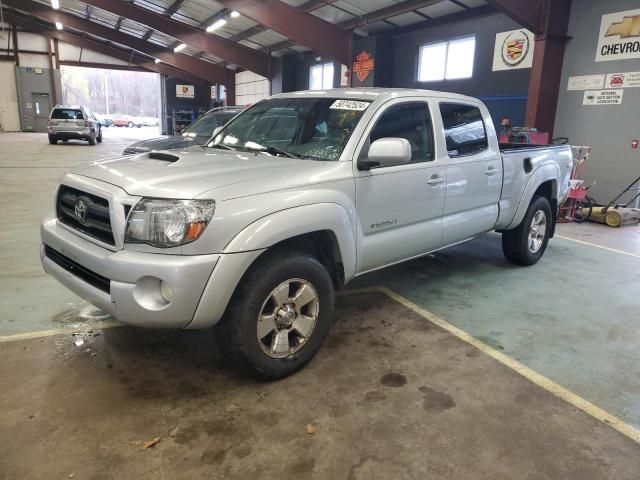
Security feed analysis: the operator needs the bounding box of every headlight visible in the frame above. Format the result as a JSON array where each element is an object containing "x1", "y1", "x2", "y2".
[{"x1": 125, "y1": 198, "x2": 215, "y2": 248}]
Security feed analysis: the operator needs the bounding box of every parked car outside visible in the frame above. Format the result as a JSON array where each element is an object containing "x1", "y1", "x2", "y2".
[
  {"x1": 41, "y1": 89, "x2": 572, "y2": 379},
  {"x1": 122, "y1": 106, "x2": 243, "y2": 155},
  {"x1": 47, "y1": 105, "x2": 102, "y2": 145},
  {"x1": 95, "y1": 113, "x2": 113, "y2": 128},
  {"x1": 112, "y1": 115, "x2": 140, "y2": 128},
  {"x1": 139, "y1": 116, "x2": 159, "y2": 127}
]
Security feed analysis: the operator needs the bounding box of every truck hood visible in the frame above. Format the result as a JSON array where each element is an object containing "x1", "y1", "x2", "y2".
[
  {"x1": 72, "y1": 147, "x2": 341, "y2": 199},
  {"x1": 123, "y1": 135, "x2": 205, "y2": 154}
]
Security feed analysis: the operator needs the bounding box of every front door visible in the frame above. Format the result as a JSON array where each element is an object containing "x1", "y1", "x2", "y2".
[
  {"x1": 355, "y1": 100, "x2": 446, "y2": 273},
  {"x1": 438, "y1": 102, "x2": 502, "y2": 245},
  {"x1": 32, "y1": 93, "x2": 51, "y2": 133}
]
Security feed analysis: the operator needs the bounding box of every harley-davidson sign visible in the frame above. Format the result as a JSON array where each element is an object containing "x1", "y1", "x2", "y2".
[{"x1": 352, "y1": 51, "x2": 374, "y2": 82}]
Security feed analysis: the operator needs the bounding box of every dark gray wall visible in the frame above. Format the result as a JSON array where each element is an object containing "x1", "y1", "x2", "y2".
[
  {"x1": 392, "y1": 13, "x2": 531, "y2": 127},
  {"x1": 555, "y1": 0, "x2": 640, "y2": 204}
]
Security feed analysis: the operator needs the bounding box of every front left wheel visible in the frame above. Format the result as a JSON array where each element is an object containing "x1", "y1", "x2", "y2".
[{"x1": 215, "y1": 251, "x2": 335, "y2": 380}]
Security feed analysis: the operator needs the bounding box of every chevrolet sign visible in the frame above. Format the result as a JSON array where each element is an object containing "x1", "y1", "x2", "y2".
[{"x1": 596, "y1": 9, "x2": 640, "y2": 62}]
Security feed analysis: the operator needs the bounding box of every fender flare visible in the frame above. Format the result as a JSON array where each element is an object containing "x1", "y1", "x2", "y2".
[
  {"x1": 505, "y1": 163, "x2": 559, "y2": 230},
  {"x1": 188, "y1": 203, "x2": 357, "y2": 329},
  {"x1": 224, "y1": 202, "x2": 357, "y2": 281}
]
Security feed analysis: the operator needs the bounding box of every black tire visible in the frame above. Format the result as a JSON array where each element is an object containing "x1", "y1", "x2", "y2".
[
  {"x1": 502, "y1": 195, "x2": 552, "y2": 266},
  {"x1": 215, "y1": 250, "x2": 335, "y2": 380},
  {"x1": 97, "y1": 128, "x2": 103, "y2": 143},
  {"x1": 88, "y1": 133, "x2": 96, "y2": 146},
  {"x1": 128, "y1": 121, "x2": 134, "y2": 128},
  {"x1": 48, "y1": 135, "x2": 57, "y2": 145}
]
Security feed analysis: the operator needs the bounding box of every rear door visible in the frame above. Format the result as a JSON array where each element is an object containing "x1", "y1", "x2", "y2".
[
  {"x1": 438, "y1": 102, "x2": 503, "y2": 245},
  {"x1": 354, "y1": 99, "x2": 446, "y2": 273}
]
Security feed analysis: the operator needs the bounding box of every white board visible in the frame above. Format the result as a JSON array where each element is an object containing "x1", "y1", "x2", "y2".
[
  {"x1": 604, "y1": 71, "x2": 640, "y2": 88},
  {"x1": 583, "y1": 89, "x2": 624, "y2": 106},
  {"x1": 567, "y1": 74, "x2": 605, "y2": 90}
]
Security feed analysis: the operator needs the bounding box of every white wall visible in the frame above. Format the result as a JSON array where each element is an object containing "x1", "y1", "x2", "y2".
[
  {"x1": 0, "y1": 62, "x2": 20, "y2": 131},
  {"x1": 235, "y1": 70, "x2": 270, "y2": 106}
]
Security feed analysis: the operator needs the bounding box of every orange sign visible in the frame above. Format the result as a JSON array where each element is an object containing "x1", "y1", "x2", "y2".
[{"x1": 352, "y1": 51, "x2": 374, "y2": 82}]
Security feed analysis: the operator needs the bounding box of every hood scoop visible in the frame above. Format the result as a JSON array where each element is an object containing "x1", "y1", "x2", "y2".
[{"x1": 146, "y1": 151, "x2": 181, "y2": 163}]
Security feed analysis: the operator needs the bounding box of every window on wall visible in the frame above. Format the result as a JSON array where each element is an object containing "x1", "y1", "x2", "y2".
[
  {"x1": 418, "y1": 36, "x2": 476, "y2": 82},
  {"x1": 309, "y1": 62, "x2": 334, "y2": 90}
]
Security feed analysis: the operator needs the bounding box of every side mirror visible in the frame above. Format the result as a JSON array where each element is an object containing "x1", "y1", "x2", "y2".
[{"x1": 363, "y1": 138, "x2": 411, "y2": 169}]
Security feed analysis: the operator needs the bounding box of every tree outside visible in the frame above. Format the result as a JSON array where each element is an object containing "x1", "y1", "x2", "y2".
[{"x1": 60, "y1": 66, "x2": 160, "y2": 117}]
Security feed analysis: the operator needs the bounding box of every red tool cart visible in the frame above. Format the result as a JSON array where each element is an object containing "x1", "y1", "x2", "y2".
[{"x1": 557, "y1": 146, "x2": 594, "y2": 223}]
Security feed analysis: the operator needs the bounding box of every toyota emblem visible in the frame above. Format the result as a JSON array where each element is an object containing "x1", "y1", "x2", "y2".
[{"x1": 74, "y1": 199, "x2": 88, "y2": 224}]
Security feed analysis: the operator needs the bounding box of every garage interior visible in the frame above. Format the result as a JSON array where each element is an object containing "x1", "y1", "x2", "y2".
[{"x1": 1, "y1": 0, "x2": 640, "y2": 478}]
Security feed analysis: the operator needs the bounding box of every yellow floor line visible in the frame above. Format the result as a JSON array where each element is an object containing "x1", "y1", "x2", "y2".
[
  {"x1": 0, "y1": 320, "x2": 123, "y2": 343},
  {"x1": 343, "y1": 286, "x2": 640, "y2": 445},
  {"x1": 555, "y1": 234, "x2": 640, "y2": 259}
]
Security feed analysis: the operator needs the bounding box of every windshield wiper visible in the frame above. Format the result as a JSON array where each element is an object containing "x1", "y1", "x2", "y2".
[
  {"x1": 206, "y1": 143, "x2": 235, "y2": 151},
  {"x1": 247, "y1": 145, "x2": 302, "y2": 159}
]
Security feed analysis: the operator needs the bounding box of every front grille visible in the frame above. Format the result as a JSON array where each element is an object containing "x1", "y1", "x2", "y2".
[
  {"x1": 56, "y1": 185, "x2": 115, "y2": 246},
  {"x1": 44, "y1": 245, "x2": 111, "y2": 294}
]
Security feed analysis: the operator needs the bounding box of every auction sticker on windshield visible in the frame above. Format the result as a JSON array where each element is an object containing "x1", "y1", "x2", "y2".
[{"x1": 330, "y1": 100, "x2": 370, "y2": 111}]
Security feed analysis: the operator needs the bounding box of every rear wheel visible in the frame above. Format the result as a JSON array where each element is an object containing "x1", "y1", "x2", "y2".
[
  {"x1": 128, "y1": 121, "x2": 134, "y2": 128},
  {"x1": 502, "y1": 195, "x2": 552, "y2": 266},
  {"x1": 215, "y1": 251, "x2": 334, "y2": 380},
  {"x1": 48, "y1": 135, "x2": 57, "y2": 145},
  {"x1": 88, "y1": 133, "x2": 96, "y2": 146}
]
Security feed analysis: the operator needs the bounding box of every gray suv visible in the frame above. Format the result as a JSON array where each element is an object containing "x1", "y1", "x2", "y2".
[{"x1": 48, "y1": 105, "x2": 102, "y2": 146}]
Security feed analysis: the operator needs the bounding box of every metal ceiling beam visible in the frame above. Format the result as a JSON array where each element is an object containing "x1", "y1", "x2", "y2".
[
  {"x1": 390, "y1": 4, "x2": 496, "y2": 36},
  {"x1": 216, "y1": 0, "x2": 351, "y2": 65},
  {"x1": 484, "y1": 0, "x2": 544, "y2": 35},
  {"x1": 266, "y1": 0, "x2": 446, "y2": 53},
  {"x1": 2, "y1": 11, "x2": 203, "y2": 83},
  {"x1": 77, "y1": 0, "x2": 271, "y2": 77},
  {"x1": 340, "y1": 0, "x2": 443, "y2": 29},
  {"x1": 165, "y1": 0, "x2": 189, "y2": 17},
  {"x1": 3, "y1": 0, "x2": 230, "y2": 84},
  {"x1": 228, "y1": 0, "x2": 337, "y2": 43}
]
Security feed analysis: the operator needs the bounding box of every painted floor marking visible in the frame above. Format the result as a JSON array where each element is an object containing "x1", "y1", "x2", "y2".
[
  {"x1": 0, "y1": 320, "x2": 123, "y2": 343},
  {"x1": 342, "y1": 286, "x2": 640, "y2": 445},
  {"x1": 555, "y1": 234, "x2": 640, "y2": 259}
]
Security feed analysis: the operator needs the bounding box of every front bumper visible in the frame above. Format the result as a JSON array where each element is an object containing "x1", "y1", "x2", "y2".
[{"x1": 41, "y1": 217, "x2": 220, "y2": 329}]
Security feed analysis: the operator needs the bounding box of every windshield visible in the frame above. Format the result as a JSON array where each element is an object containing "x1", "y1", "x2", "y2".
[
  {"x1": 183, "y1": 111, "x2": 238, "y2": 138},
  {"x1": 209, "y1": 97, "x2": 371, "y2": 161}
]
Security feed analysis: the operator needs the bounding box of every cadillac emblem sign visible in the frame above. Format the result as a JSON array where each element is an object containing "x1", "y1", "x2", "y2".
[
  {"x1": 352, "y1": 51, "x2": 374, "y2": 82},
  {"x1": 502, "y1": 31, "x2": 530, "y2": 67}
]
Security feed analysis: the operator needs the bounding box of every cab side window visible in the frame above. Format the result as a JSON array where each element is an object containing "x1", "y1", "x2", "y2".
[
  {"x1": 439, "y1": 103, "x2": 487, "y2": 158},
  {"x1": 369, "y1": 102, "x2": 435, "y2": 163}
]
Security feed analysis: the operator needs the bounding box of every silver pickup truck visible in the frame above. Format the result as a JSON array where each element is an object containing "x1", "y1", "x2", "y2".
[{"x1": 41, "y1": 88, "x2": 572, "y2": 379}]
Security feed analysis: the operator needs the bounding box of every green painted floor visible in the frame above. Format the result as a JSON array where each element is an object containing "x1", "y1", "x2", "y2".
[{"x1": 350, "y1": 234, "x2": 640, "y2": 430}]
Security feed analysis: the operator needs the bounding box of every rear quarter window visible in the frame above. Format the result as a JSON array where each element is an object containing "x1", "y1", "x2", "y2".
[
  {"x1": 51, "y1": 109, "x2": 84, "y2": 120},
  {"x1": 439, "y1": 103, "x2": 487, "y2": 158}
]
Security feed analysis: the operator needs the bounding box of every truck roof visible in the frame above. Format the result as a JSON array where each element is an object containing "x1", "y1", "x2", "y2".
[{"x1": 271, "y1": 87, "x2": 481, "y2": 104}]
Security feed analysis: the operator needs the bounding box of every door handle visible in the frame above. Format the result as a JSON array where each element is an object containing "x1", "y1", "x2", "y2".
[
  {"x1": 485, "y1": 167, "x2": 499, "y2": 176},
  {"x1": 427, "y1": 175, "x2": 444, "y2": 186}
]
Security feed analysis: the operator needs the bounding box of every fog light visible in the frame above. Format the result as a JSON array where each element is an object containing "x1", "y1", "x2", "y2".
[{"x1": 160, "y1": 281, "x2": 174, "y2": 303}]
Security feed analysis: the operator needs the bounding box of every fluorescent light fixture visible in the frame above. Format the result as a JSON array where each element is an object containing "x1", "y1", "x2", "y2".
[
  {"x1": 154, "y1": 59, "x2": 161, "y2": 64},
  {"x1": 51, "y1": 0, "x2": 60, "y2": 9},
  {"x1": 55, "y1": 22, "x2": 63, "y2": 30},
  {"x1": 206, "y1": 18, "x2": 227, "y2": 32},
  {"x1": 230, "y1": 11, "x2": 240, "y2": 18},
  {"x1": 173, "y1": 43, "x2": 187, "y2": 52}
]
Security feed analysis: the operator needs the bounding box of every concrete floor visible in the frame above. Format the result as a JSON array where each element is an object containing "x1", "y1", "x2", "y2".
[{"x1": 1, "y1": 132, "x2": 640, "y2": 478}]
